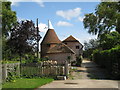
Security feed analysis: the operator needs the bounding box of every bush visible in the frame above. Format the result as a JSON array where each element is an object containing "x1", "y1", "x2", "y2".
[
  {"x1": 76, "y1": 56, "x2": 83, "y2": 67},
  {"x1": 92, "y1": 45, "x2": 120, "y2": 79},
  {"x1": 25, "y1": 55, "x2": 42, "y2": 63}
]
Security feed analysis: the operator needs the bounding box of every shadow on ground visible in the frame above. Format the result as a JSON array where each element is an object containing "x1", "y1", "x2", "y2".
[{"x1": 74, "y1": 60, "x2": 112, "y2": 80}]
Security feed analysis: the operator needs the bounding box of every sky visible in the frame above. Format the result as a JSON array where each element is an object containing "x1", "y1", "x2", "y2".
[{"x1": 10, "y1": 1, "x2": 100, "y2": 46}]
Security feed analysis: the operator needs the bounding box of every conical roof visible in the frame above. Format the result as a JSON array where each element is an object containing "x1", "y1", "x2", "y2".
[
  {"x1": 62, "y1": 35, "x2": 79, "y2": 42},
  {"x1": 41, "y1": 20, "x2": 61, "y2": 44},
  {"x1": 47, "y1": 43, "x2": 75, "y2": 54}
]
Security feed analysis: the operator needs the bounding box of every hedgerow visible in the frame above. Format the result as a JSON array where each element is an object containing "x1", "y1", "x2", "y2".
[{"x1": 93, "y1": 45, "x2": 120, "y2": 79}]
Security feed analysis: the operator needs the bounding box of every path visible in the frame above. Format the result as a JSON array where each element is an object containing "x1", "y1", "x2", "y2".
[
  {"x1": 69, "y1": 59, "x2": 110, "y2": 80},
  {"x1": 36, "y1": 59, "x2": 119, "y2": 89}
]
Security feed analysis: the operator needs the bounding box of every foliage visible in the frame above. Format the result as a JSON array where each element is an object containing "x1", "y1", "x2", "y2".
[
  {"x1": 2, "y1": 1, "x2": 18, "y2": 61},
  {"x1": 83, "y1": 31, "x2": 120, "y2": 59},
  {"x1": 7, "y1": 20, "x2": 41, "y2": 61},
  {"x1": 42, "y1": 56, "x2": 49, "y2": 61},
  {"x1": 6, "y1": 65, "x2": 20, "y2": 82},
  {"x1": 6, "y1": 72, "x2": 16, "y2": 82},
  {"x1": 2, "y1": 1, "x2": 17, "y2": 37},
  {"x1": 92, "y1": 45, "x2": 120, "y2": 79},
  {"x1": 25, "y1": 54, "x2": 41, "y2": 63},
  {"x1": 2, "y1": 2, "x2": 41, "y2": 62},
  {"x1": 99, "y1": 31, "x2": 120, "y2": 50},
  {"x1": 83, "y1": 39, "x2": 99, "y2": 59},
  {"x1": 2, "y1": 78, "x2": 54, "y2": 88},
  {"x1": 76, "y1": 56, "x2": 83, "y2": 67},
  {"x1": 83, "y1": 1, "x2": 120, "y2": 36},
  {"x1": 83, "y1": 1, "x2": 120, "y2": 80},
  {"x1": 84, "y1": 39, "x2": 99, "y2": 50},
  {"x1": 1, "y1": 60, "x2": 19, "y2": 64},
  {"x1": 67, "y1": 56, "x2": 71, "y2": 63}
]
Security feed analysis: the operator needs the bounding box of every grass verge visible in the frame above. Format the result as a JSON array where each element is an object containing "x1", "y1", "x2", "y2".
[{"x1": 2, "y1": 78, "x2": 54, "y2": 89}]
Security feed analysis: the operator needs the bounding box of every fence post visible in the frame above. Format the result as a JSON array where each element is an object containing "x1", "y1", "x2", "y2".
[
  {"x1": 2, "y1": 64, "x2": 7, "y2": 83},
  {"x1": 16, "y1": 63, "x2": 20, "y2": 77},
  {"x1": 0, "y1": 64, "x2": 2, "y2": 89},
  {"x1": 65, "y1": 60, "x2": 68, "y2": 78}
]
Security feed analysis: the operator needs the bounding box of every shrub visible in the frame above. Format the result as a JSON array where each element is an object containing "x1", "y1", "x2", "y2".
[
  {"x1": 6, "y1": 72, "x2": 16, "y2": 82},
  {"x1": 92, "y1": 45, "x2": 120, "y2": 79},
  {"x1": 76, "y1": 56, "x2": 83, "y2": 67},
  {"x1": 25, "y1": 55, "x2": 42, "y2": 63}
]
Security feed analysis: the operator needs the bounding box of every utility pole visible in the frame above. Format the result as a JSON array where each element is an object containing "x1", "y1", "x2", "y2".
[{"x1": 36, "y1": 18, "x2": 39, "y2": 58}]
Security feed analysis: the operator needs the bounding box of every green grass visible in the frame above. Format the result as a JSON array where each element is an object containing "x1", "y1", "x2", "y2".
[{"x1": 2, "y1": 78, "x2": 54, "y2": 89}]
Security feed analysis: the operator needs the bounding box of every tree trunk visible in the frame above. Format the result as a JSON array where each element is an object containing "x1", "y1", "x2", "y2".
[{"x1": 19, "y1": 53, "x2": 22, "y2": 76}]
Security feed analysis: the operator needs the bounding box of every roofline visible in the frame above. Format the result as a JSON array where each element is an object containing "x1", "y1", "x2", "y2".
[
  {"x1": 46, "y1": 52, "x2": 75, "y2": 54},
  {"x1": 62, "y1": 40, "x2": 83, "y2": 46},
  {"x1": 62, "y1": 40, "x2": 79, "y2": 42},
  {"x1": 41, "y1": 42, "x2": 61, "y2": 44}
]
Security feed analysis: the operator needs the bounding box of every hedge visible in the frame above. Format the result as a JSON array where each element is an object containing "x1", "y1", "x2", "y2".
[{"x1": 93, "y1": 45, "x2": 120, "y2": 79}]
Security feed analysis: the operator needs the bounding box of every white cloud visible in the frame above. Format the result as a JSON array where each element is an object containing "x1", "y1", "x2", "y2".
[
  {"x1": 56, "y1": 21, "x2": 73, "y2": 27},
  {"x1": 33, "y1": 0, "x2": 44, "y2": 7},
  {"x1": 38, "y1": 23, "x2": 48, "y2": 32},
  {"x1": 56, "y1": 8, "x2": 81, "y2": 20},
  {"x1": 78, "y1": 16, "x2": 84, "y2": 22},
  {"x1": 9, "y1": 0, "x2": 44, "y2": 7},
  {"x1": 17, "y1": 17, "x2": 27, "y2": 21}
]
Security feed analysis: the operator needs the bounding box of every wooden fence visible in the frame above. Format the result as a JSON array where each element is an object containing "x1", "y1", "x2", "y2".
[
  {"x1": 2, "y1": 61, "x2": 69, "y2": 82},
  {"x1": 21, "y1": 62, "x2": 68, "y2": 78}
]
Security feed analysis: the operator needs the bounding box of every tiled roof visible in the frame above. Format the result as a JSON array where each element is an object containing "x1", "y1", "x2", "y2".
[
  {"x1": 41, "y1": 29, "x2": 61, "y2": 44},
  {"x1": 47, "y1": 43, "x2": 75, "y2": 54},
  {"x1": 62, "y1": 35, "x2": 79, "y2": 42}
]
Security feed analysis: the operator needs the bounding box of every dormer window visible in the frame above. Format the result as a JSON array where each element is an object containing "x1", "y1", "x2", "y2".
[{"x1": 76, "y1": 46, "x2": 79, "y2": 49}]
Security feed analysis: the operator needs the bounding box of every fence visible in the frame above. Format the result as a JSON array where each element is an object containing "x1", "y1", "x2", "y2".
[
  {"x1": 2, "y1": 61, "x2": 69, "y2": 82},
  {"x1": 21, "y1": 61, "x2": 69, "y2": 78},
  {"x1": 2, "y1": 62, "x2": 69, "y2": 82}
]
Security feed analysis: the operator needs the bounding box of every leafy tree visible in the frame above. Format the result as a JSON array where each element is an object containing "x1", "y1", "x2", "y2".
[
  {"x1": 7, "y1": 20, "x2": 41, "y2": 62},
  {"x1": 2, "y1": 1, "x2": 17, "y2": 37},
  {"x1": 84, "y1": 39, "x2": 99, "y2": 50},
  {"x1": 83, "y1": 31, "x2": 120, "y2": 59},
  {"x1": 2, "y1": 1, "x2": 17, "y2": 60},
  {"x1": 99, "y1": 31, "x2": 120, "y2": 50},
  {"x1": 83, "y1": 1, "x2": 120, "y2": 36},
  {"x1": 83, "y1": 39, "x2": 99, "y2": 59}
]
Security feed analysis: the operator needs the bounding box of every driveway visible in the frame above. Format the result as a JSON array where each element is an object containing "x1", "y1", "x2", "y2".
[
  {"x1": 39, "y1": 80, "x2": 118, "y2": 88},
  {"x1": 69, "y1": 59, "x2": 110, "y2": 80},
  {"x1": 37, "y1": 59, "x2": 119, "y2": 89}
]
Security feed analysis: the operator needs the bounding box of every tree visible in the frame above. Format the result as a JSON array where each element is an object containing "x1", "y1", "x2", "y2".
[
  {"x1": 99, "y1": 31, "x2": 120, "y2": 50},
  {"x1": 83, "y1": 31, "x2": 120, "y2": 59},
  {"x1": 2, "y1": 1, "x2": 17, "y2": 37},
  {"x1": 84, "y1": 39, "x2": 99, "y2": 50},
  {"x1": 83, "y1": 39, "x2": 99, "y2": 59},
  {"x1": 2, "y1": 1, "x2": 17, "y2": 60},
  {"x1": 7, "y1": 20, "x2": 41, "y2": 61},
  {"x1": 83, "y1": 1, "x2": 120, "y2": 36}
]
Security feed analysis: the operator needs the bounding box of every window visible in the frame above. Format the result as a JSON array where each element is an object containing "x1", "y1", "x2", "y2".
[
  {"x1": 76, "y1": 46, "x2": 79, "y2": 49},
  {"x1": 47, "y1": 44, "x2": 50, "y2": 47},
  {"x1": 65, "y1": 43, "x2": 67, "y2": 45}
]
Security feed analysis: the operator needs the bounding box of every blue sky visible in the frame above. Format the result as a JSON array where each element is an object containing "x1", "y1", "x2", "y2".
[{"x1": 11, "y1": 2, "x2": 100, "y2": 45}]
